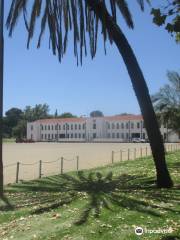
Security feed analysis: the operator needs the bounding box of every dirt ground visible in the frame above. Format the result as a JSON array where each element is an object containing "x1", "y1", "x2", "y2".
[{"x1": 3, "y1": 142, "x2": 177, "y2": 184}]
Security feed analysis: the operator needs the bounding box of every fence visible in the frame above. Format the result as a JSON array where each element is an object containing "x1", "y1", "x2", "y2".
[
  {"x1": 111, "y1": 143, "x2": 180, "y2": 163},
  {"x1": 3, "y1": 143, "x2": 180, "y2": 185},
  {"x1": 4, "y1": 156, "x2": 80, "y2": 184}
]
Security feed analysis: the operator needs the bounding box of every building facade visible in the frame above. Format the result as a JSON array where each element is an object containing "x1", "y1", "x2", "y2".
[{"x1": 27, "y1": 115, "x2": 180, "y2": 142}]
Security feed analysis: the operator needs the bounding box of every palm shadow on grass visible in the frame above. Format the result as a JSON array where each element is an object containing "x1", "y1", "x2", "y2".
[
  {"x1": 0, "y1": 195, "x2": 14, "y2": 211},
  {"x1": 6, "y1": 170, "x2": 180, "y2": 225},
  {"x1": 160, "y1": 236, "x2": 180, "y2": 240}
]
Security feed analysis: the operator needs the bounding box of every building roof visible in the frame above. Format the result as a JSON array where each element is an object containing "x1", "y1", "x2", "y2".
[
  {"x1": 33, "y1": 114, "x2": 143, "y2": 124},
  {"x1": 104, "y1": 115, "x2": 143, "y2": 121},
  {"x1": 36, "y1": 117, "x2": 86, "y2": 124}
]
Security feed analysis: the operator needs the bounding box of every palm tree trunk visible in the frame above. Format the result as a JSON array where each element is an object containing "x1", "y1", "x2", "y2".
[
  {"x1": 0, "y1": 0, "x2": 4, "y2": 196},
  {"x1": 87, "y1": 0, "x2": 173, "y2": 188}
]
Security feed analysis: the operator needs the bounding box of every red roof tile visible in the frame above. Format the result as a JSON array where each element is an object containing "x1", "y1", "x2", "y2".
[
  {"x1": 36, "y1": 118, "x2": 86, "y2": 124},
  {"x1": 104, "y1": 115, "x2": 143, "y2": 121}
]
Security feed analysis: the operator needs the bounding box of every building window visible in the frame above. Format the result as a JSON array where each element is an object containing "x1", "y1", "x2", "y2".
[
  {"x1": 45, "y1": 134, "x2": 47, "y2": 139},
  {"x1": 116, "y1": 123, "x2": 119, "y2": 129},
  {"x1": 83, "y1": 133, "x2": 85, "y2": 138},
  {"x1": 45, "y1": 125, "x2": 47, "y2": 130},
  {"x1": 63, "y1": 125, "x2": 65, "y2": 130},
  {"x1": 121, "y1": 123, "x2": 124, "y2": 129},
  {"x1": 107, "y1": 133, "x2": 110, "y2": 138},
  {"x1": 66, "y1": 124, "x2": 69, "y2": 130},
  {"x1": 83, "y1": 123, "x2": 85, "y2": 130},
  {"x1": 59, "y1": 125, "x2": 61, "y2": 130},
  {"x1": 41, "y1": 125, "x2": 43, "y2": 130},
  {"x1": 112, "y1": 123, "x2": 115, "y2": 129},
  {"x1": 117, "y1": 133, "x2": 119, "y2": 138},
  {"x1": 112, "y1": 133, "x2": 115, "y2": 138},
  {"x1": 41, "y1": 134, "x2": 43, "y2": 139},
  {"x1": 31, "y1": 125, "x2": 33, "y2": 131},
  {"x1": 59, "y1": 134, "x2": 61, "y2": 138},
  {"x1": 93, "y1": 124, "x2": 96, "y2": 129},
  {"x1": 137, "y1": 122, "x2": 140, "y2": 128},
  {"x1": 121, "y1": 133, "x2": 124, "y2": 139},
  {"x1": 75, "y1": 133, "x2": 77, "y2": 138},
  {"x1": 93, "y1": 133, "x2": 96, "y2": 139},
  {"x1": 48, "y1": 125, "x2": 50, "y2": 130},
  {"x1": 71, "y1": 124, "x2": 73, "y2": 130},
  {"x1": 107, "y1": 123, "x2": 110, "y2": 129},
  {"x1": 67, "y1": 134, "x2": 69, "y2": 138},
  {"x1": 131, "y1": 123, "x2": 134, "y2": 129},
  {"x1": 52, "y1": 125, "x2": 54, "y2": 130},
  {"x1": 126, "y1": 122, "x2": 129, "y2": 129},
  {"x1": 79, "y1": 133, "x2": 81, "y2": 138},
  {"x1": 52, "y1": 134, "x2": 54, "y2": 139},
  {"x1": 79, "y1": 124, "x2": 81, "y2": 130},
  {"x1": 48, "y1": 134, "x2": 50, "y2": 139},
  {"x1": 55, "y1": 125, "x2": 57, "y2": 130},
  {"x1": 71, "y1": 133, "x2": 73, "y2": 138},
  {"x1": 75, "y1": 124, "x2": 77, "y2": 130}
]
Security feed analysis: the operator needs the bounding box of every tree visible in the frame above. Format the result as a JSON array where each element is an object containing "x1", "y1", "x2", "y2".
[
  {"x1": 59, "y1": 112, "x2": 77, "y2": 118},
  {"x1": 2, "y1": 117, "x2": 11, "y2": 138},
  {"x1": 32, "y1": 104, "x2": 50, "y2": 120},
  {"x1": 152, "y1": 71, "x2": 180, "y2": 134},
  {"x1": 116, "y1": 113, "x2": 132, "y2": 116},
  {"x1": 0, "y1": 0, "x2": 4, "y2": 196},
  {"x1": 151, "y1": 1, "x2": 180, "y2": 43},
  {"x1": 90, "y1": 110, "x2": 104, "y2": 117},
  {"x1": 12, "y1": 119, "x2": 26, "y2": 139},
  {"x1": 1, "y1": 108, "x2": 23, "y2": 138},
  {"x1": 6, "y1": 0, "x2": 173, "y2": 187},
  {"x1": 54, "y1": 109, "x2": 58, "y2": 118},
  {"x1": 4, "y1": 108, "x2": 23, "y2": 136},
  {"x1": 24, "y1": 104, "x2": 50, "y2": 121}
]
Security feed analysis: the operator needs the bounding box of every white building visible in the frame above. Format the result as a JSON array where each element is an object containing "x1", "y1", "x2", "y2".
[{"x1": 27, "y1": 114, "x2": 180, "y2": 142}]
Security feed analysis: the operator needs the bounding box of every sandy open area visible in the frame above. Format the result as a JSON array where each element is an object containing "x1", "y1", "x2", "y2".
[{"x1": 3, "y1": 142, "x2": 177, "y2": 184}]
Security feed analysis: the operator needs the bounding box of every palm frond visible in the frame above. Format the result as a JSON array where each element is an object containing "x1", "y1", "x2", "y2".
[
  {"x1": 115, "y1": 0, "x2": 134, "y2": 28},
  {"x1": 6, "y1": 0, "x2": 148, "y2": 64}
]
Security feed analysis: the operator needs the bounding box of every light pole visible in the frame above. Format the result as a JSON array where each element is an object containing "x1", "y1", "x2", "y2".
[{"x1": 0, "y1": 0, "x2": 4, "y2": 196}]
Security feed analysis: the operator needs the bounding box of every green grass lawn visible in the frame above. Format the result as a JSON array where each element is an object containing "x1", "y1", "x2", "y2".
[
  {"x1": 3, "y1": 138, "x2": 15, "y2": 143},
  {"x1": 0, "y1": 152, "x2": 180, "y2": 240}
]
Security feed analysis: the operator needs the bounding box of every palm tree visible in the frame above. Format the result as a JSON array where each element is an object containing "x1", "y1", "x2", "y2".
[
  {"x1": 152, "y1": 71, "x2": 180, "y2": 135},
  {"x1": 6, "y1": 0, "x2": 173, "y2": 188},
  {"x1": 0, "y1": 0, "x2": 4, "y2": 196}
]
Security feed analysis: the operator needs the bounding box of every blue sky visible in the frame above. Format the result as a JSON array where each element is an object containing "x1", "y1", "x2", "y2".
[{"x1": 3, "y1": 1, "x2": 180, "y2": 117}]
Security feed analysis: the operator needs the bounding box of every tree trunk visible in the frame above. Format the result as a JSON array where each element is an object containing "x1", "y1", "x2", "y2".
[
  {"x1": 0, "y1": 0, "x2": 4, "y2": 196},
  {"x1": 87, "y1": 0, "x2": 173, "y2": 188}
]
